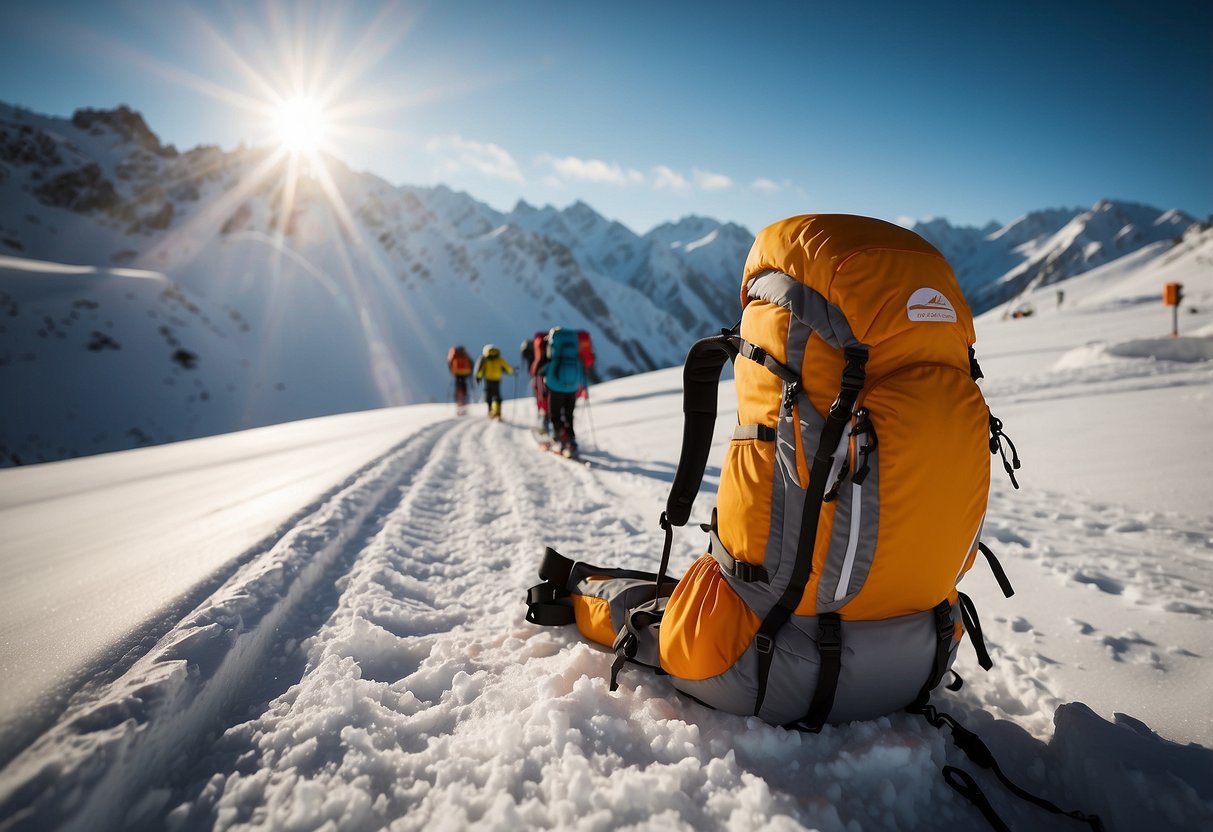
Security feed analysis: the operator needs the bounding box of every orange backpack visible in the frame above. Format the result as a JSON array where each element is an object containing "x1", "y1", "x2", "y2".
[
  {"x1": 527, "y1": 214, "x2": 1021, "y2": 727},
  {"x1": 448, "y1": 347, "x2": 472, "y2": 377}
]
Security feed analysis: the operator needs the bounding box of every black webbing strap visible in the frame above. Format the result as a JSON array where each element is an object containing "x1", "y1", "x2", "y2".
[
  {"x1": 910, "y1": 702, "x2": 1105, "y2": 832},
  {"x1": 737, "y1": 338, "x2": 801, "y2": 386},
  {"x1": 524, "y1": 582, "x2": 575, "y2": 626},
  {"x1": 786, "y1": 613, "x2": 842, "y2": 732},
  {"x1": 753, "y1": 346, "x2": 869, "y2": 717},
  {"x1": 652, "y1": 512, "x2": 675, "y2": 604},
  {"x1": 706, "y1": 525, "x2": 769, "y2": 583},
  {"x1": 943, "y1": 767, "x2": 1011, "y2": 832},
  {"x1": 732, "y1": 424, "x2": 777, "y2": 441},
  {"x1": 978, "y1": 542, "x2": 1015, "y2": 598},
  {"x1": 957, "y1": 592, "x2": 993, "y2": 671},
  {"x1": 665, "y1": 332, "x2": 740, "y2": 526},
  {"x1": 610, "y1": 607, "x2": 665, "y2": 691},
  {"x1": 911, "y1": 600, "x2": 956, "y2": 707},
  {"x1": 610, "y1": 631, "x2": 637, "y2": 691},
  {"x1": 988, "y1": 412, "x2": 1021, "y2": 489}
]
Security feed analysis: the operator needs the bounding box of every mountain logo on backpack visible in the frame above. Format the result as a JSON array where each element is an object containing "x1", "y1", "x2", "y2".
[{"x1": 907, "y1": 288, "x2": 958, "y2": 322}]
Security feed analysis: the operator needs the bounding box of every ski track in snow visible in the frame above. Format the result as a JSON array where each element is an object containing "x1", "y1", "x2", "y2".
[
  {"x1": 136, "y1": 419, "x2": 1207, "y2": 832},
  {"x1": 3, "y1": 414, "x2": 1211, "y2": 831}
]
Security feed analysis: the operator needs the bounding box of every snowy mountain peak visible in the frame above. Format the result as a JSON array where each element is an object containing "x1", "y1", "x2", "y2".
[
  {"x1": 913, "y1": 200, "x2": 1195, "y2": 308},
  {"x1": 0, "y1": 101, "x2": 755, "y2": 464},
  {"x1": 70, "y1": 105, "x2": 176, "y2": 158}
]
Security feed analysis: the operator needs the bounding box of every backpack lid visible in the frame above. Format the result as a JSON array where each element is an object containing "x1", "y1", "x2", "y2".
[{"x1": 742, "y1": 214, "x2": 976, "y2": 350}]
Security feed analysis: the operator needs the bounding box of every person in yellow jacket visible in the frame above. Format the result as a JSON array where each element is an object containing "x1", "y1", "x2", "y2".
[{"x1": 474, "y1": 344, "x2": 514, "y2": 419}]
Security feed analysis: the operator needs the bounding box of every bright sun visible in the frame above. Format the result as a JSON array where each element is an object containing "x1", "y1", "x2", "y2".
[{"x1": 272, "y1": 96, "x2": 329, "y2": 154}]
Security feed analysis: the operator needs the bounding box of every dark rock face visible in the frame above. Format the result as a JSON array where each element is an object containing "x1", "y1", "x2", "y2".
[
  {"x1": 71, "y1": 105, "x2": 177, "y2": 158},
  {"x1": 0, "y1": 123, "x2": 63, "y2": 168},
  {"x1": 34, "y1": 163, "x2": 120, "y2": 212}
]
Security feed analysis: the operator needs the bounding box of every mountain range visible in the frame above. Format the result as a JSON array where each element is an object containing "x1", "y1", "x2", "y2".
[{"x1": 0, "y1": 102, "x2": 1202, "y2": 465}]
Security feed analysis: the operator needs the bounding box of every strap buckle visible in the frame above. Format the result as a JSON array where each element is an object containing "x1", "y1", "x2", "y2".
[
  {"x1": 782, "y1": 381, "x2": 800, "y2": 413},
  {"x1": 733, "y1": 561, "x2": 764, "y2": 583},
  {"x1": 742, "y1": 342, "x2": 769, "y2": 365},
  {"x1": 840, "y1": 347, "x2": 868, "y2": 392},
  {"x1": 817, "y1": 615, "x2": 842, "y2": 656},
  {"x1": 755, "y1": 633, "x2": 774, "y2": 654},
  {"x1": 934, "y1": 601, "x2": 955, "y2": 642}
]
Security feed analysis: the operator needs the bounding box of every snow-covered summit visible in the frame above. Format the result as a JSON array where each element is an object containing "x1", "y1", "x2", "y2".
[
  {"x1": 1, "y1": 101, "x2": 1201, "y2": 467},
  {"x1": 0, "y1": 103, "x2": 750, "y2": 464},
  {"x1": 913, "y1": 201, "x2": 1195, "y2": 310}
]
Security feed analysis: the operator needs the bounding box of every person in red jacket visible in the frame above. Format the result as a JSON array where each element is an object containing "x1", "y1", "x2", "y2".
[{"x1": 447, "y1": 346, "x2": 473, "y2": 414}]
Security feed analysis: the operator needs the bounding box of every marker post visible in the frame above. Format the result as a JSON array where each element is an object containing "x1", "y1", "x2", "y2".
[{"x1": 1164, "y1": 282, "x2": 1184, "y2": 337}]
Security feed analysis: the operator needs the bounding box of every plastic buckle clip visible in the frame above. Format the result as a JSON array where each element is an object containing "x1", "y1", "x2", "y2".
[
  {"x1": 818, "y1": 616, "x2": 842, "y2": 656},
  {"x1": 755, "y1": 633, "x2": 774, "y2": 654}
]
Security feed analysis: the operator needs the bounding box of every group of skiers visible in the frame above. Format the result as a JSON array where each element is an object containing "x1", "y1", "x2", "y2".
[{"x1": 446, "y1": 328, "x2": 594, "y2": 457}]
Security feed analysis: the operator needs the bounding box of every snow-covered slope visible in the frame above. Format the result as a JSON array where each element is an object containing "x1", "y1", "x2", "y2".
[
  {"x1": 0, "y1": 218, "x2": 1210, "y2": 831},
  {"x1": 1, "y1": 101, "x2": 1200, "y2": 471},
  {"x1": 0, "y1": 102, "x2": 752, "y2": 464}
]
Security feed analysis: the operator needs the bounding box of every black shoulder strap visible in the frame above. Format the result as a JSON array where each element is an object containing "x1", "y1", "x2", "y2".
[
  {"x1": 753, "y1": 346, "x2": 868, "y2": 718},
  {"x1": 665, "y1": 330, "x2": 740, "y2": 526}
]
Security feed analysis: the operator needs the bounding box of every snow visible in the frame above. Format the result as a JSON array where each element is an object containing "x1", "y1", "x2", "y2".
[{"x1": 1, "y1": 227, "x2": 1212, "y2": 830}]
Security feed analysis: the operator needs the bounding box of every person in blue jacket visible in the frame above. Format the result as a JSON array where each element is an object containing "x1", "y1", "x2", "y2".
[{"x1": 543, "y1": 327, "x2": 587, "y2": 456}]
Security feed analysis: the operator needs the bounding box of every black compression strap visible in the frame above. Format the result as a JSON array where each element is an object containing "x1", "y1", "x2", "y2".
[
  {"x1": 943, "y1": 766, "x2": 1011, "y2": 832},
  {"x1": 732, "y1": 424, "x2": 777, "y2": 441},
  {"x1": 652, "y1": 512, "x2": 675, "y2": 604},
  {"x1": 787, "y1": 613, "x2": 843, "y2": 732},
  {"x1": 910, "y1": 703, "x2": 1105, "y2": 832},
  {"x1": 708, "y1": 527, "x2": 769, "y2": 583},
  {"x1": 978, "y1": 542, "x2": 1015, "y2": 598},
  {"x1": 753, "y1": 346, "x2": 868, "y2": 716},
  {"x1": 912, "y1": 600, "x2": 956, "y2": 707},
  {"x1": 665, "y1": 333, "x2": 739, "y2": 526},
  {"x1": 738, "y1": 338, "x2": 801, "y2": 386},
  {"x1": 958, "y1": 592, "x2": 993, "y2": 671},
  {"x1": 525, "y1": 603, "x2": 576, "y2": 626},
  {"x1": 524, "y1": 581, "x2": 575, "y2": 626}
]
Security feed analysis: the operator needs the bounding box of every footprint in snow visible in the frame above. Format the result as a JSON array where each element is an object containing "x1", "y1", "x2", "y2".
[
  {"x1": 1010, "y1": 617, "x2": 1033, "y2": 633},
  {"x1": 1073, "y1": 570, "x2": 1125, "y2": 595},
  {"x1": 1069, "y1": 618, "x2": 1097, "y2": 635},
  {"x1": 1102, "y1": 632, "x2": 1157, "y2": 663}
]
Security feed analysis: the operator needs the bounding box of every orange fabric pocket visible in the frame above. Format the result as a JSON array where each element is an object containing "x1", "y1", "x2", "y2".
[
  {"x1": 659, "y1": 554, "x2": 761, "y2": 680},
  {"x1": 571, "y1": 595, "x2": 616, "y2": 647}
]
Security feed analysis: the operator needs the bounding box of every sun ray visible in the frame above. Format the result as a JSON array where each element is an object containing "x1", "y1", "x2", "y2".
[{"x1": 137, "y1": 147, "x2": 288, "y2": 272}]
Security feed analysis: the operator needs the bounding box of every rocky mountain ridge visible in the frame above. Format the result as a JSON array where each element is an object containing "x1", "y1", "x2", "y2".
[{"x1": 0, "y1": 101, "x2": 1201, "y2": 464}]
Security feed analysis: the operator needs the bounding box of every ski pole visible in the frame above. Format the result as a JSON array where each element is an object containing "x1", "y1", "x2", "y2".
[
  {"x1": 511, "y1": 372, "x2": 520, "y2": 422},
  {"x1": 583, "y1": 388, "x2": 599, "y2": 450}
]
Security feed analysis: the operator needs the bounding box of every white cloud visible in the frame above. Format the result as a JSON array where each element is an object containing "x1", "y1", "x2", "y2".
[
  {"x1": 540, "y1": 154, "x2": 644, "y2": 185},
  {"x1": 427, "y1": 134, "x2": 523, "y2": 182},
  {"x1": 652, "y1": 165, "x2": 689, "y2": 190},
  {"x1": 751, "y1": 178, "x2": 781, "y2": 194},
  {"x1": 693, "y1": 168, "x2": 733, "y2": 191}
]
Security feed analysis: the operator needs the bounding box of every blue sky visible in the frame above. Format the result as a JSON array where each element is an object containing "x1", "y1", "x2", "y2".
[{"x1": 1, "y1": 0, "x2": 1209, "y2": 234}]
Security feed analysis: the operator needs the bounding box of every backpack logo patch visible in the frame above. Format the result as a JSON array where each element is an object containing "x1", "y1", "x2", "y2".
[{"x1": 907, "y1": 288, "x2": 957, "y2": 322}]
